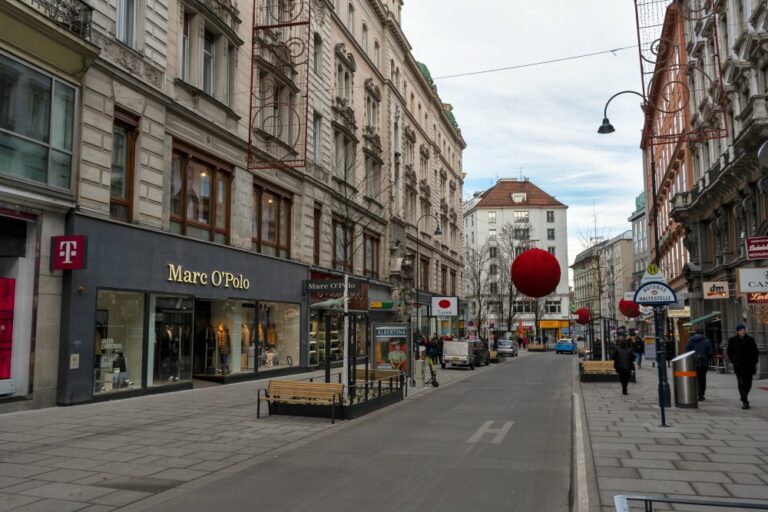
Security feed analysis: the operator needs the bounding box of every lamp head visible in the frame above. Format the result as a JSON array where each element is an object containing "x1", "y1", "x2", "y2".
[{"x1": 597, "y1": 118, "x2": 615, "y2": 134}]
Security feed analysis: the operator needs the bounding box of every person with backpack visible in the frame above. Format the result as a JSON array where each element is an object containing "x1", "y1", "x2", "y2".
[{"x1": 685, "y1": 327, "x2": 714, "y2": 401}]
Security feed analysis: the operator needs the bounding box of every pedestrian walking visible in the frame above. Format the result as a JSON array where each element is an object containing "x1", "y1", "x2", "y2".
[
  {"x1": 684, "y1": 327, "x2": 714, "y2": 401},
  {"x1": 632, "y1": 335, "x2": 645, "y2": 368},
  {"x1": 612, "y1": 339, "x2": 635, "y2": 395},
  {"x1": 522, "y1": 336, "x2": 528, "y2": 351},
  {"x1": 727, "y1": 323, "x2": 759, "y2": 409},
  {"x1": 427, "y1": 336, "x2": 439, "y2": 364}
]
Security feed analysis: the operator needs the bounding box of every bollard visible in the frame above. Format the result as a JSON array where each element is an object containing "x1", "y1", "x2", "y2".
[{"x1": 672, "y1": 351, "x2": 698, "y2": 409}]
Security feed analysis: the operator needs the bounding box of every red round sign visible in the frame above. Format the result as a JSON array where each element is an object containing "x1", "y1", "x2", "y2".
[{"x1": 438, "y1": 299, "x2": 451, "y2": 308}]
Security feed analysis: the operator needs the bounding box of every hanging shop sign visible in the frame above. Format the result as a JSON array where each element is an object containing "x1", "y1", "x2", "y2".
[
  {"x1": 166, "y1": 263, "x2": 250, "y2": 289},
  {"x1": 747, "y1": 293, "x2": 768, "y2": 304},
  {"x1": 634, "y1": 281, "x2": 677, "y2": 305},
  {"x1": 304, "y1": 279, "x2": 359, "y2": 294},
  {"x1": 703, "y1": 281, "x2": 729, "y2": 299},
  {"x1": 667, "y1": 306, "x2": 691, "y2": 318},
  {"x1": 431, "y1": 296, "x2": 458, "y2": 316},
  {"x1": 51, "y1": 235, "x2": 87, "y2": 270},
  {"x1": 308, "y1": 272, "x2": 368, "y2": 311},
  {"x1": 539, "y1": 320, "x2": 560, "y2": 328},
  {"x1": 737, "y1": 268, "x2": 768, "y2": 293},
  {"x1": 746, "y1": 236, "x2": 768, "y2": 261}
]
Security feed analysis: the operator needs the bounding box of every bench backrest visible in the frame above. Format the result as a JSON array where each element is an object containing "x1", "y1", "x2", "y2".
[
  {"x1": 268, "y1": 380, "x2": 343, "y2": 401},
  {"x1": 581, "y1": 361, "x2": 615, "y2": 370}
]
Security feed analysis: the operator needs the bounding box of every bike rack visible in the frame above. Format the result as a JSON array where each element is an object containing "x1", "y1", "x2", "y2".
[{"x1": 614, "y1": 495, "x2": 768, "y2": 511}]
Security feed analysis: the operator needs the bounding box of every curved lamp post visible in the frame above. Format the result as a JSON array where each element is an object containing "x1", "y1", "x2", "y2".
[
  {"x1": 411, "y1": 213, "x2": 442, "y2": 386},
  {"x1": 598, "y1": 90, "x2": 671, "y2": 427}
]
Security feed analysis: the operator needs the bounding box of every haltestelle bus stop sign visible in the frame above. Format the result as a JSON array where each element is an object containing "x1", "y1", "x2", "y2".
[{"x1": 634, "y1": 281, "x2": 678, "y2": 306}]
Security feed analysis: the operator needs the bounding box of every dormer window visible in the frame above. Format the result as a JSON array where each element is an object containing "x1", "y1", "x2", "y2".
[{"x1": 512, "y1": 193, "x2": 527, "y2": 203}]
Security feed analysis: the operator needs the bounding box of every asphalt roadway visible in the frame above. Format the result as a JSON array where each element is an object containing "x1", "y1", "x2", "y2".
[{"x1": 152, "y1": 353, "x2": 576, "y2": 512}]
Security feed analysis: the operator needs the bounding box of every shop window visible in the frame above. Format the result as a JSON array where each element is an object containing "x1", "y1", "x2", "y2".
[
  {"x1": 252, "y1": 182, "x2": 292, "y2": 258},
  {"x1": 257, "y1": 302, "x2": 300, "y2": 370},
  {"x1": 0, "y1": 52, "x2": 75, "y2": 189},
  {"x1": 192, "y1": 300, "x2": 259, "y2": 377},
  {"x1": 170, "y1": 146, "x2": 230, "y2": 244},
  {"x1": 310, "y1": 314, "x2": 341, "y2": 365},
  {"x1": 147, "y1": 295, "x2": 193, "y2": 386},
  {"x1": 363, "y1": 232, "x2": 379, "y2": 278},
  {"x1": 333, "y1": 218, "x2": 353, "y2": 272},
  {"x1": 94, "y1": 291, "x2": 146, "y2": 394},
  {"x1": 110, "y1": 111, "x2": 138, "y2": 222}
]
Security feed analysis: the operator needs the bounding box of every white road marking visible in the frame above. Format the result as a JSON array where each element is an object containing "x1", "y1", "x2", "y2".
[
  {"x1": 573, "y1": 392, "x2": 589, "y2": 512},
  {"x1": 467, "y1": 420, "x2": 514, "y2": 444}
]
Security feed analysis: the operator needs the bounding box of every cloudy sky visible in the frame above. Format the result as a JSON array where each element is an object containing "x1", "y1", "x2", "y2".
[{"x1": 402, "y1": 1, "x2": 647, "y2": 269}]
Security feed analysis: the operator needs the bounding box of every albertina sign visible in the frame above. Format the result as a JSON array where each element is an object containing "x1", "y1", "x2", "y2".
[{"x1": 634, "y1": 282, "x2": 678, "y2": 305}]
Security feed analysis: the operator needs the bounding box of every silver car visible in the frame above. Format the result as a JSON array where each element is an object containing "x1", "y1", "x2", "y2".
[{"x1": 496, "y1": 338, "x2": 518, "y2": 357}]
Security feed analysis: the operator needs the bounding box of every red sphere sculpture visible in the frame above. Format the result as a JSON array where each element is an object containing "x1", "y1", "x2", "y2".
[
  {"x1": 575, "y1": 307, "x2": 592, "y2": 325},
  {"x1": 619, "y1": 299, "x2": 641, "y2": 318},
  {"x1": 510, "y1": 248, "x2": 561, "y2": 298}
]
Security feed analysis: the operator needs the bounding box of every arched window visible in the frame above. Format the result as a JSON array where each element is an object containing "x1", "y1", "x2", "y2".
[{"x1": 347, "y1": 3, "x2": 355, "y2": 35}]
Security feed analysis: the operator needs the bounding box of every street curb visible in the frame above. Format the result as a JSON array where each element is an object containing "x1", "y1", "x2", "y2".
[{"x1": 573, "y1": 358, "x2": 602, "y2": 512}]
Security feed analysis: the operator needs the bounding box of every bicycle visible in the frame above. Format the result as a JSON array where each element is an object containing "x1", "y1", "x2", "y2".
[{"x1": 422, "y1": 355, "x2": 439, "y2": 387}]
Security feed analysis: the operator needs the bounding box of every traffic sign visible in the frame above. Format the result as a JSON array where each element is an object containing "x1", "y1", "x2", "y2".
[
  {"x1": 647, "y1": 263, "x2": 659, "y2": 275},
  {"x1": 634, "y1": 282, "x2": 677, "y2": 305}
]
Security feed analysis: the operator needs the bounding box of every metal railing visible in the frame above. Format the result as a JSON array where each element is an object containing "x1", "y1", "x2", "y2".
[
  {"x1": 28, "y1": 0, "x2": 93, "y2": 40},
  {"x1": 615, "y1": 495, "x2": 768, "y2": 511}
]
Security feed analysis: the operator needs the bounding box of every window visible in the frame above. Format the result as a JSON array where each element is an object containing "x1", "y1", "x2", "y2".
[
  {"x1": 513, "y1": 228, "x2": 529, "y2": 240},
  {"x1": 116, "y1": 0, "x2": 138, "y2": 48},
  {"x1": 170, "y1": 146, "x2": 230, "y2": 243},
  {"x1": 548, "y1": 246, "x2": 556, "y2": 256},
  {"x1": 313, "y1": 203, "x2": 322, "y2": 265},
  {"x1": 441, "y1": 265, "x2": 447, "y2": 294},
  {"x1": 362, "y1": 24, "x2": 368, "y2": 53},
  {"x1": 489, "y1": 246, "x2": 498, "y2": 258},
  {"x1": 333, "y1": 218, "x2": 353, "y2": 272},
  {"x1": 419, "y1": 257, "x2": 429, "y2": 290},
  {"x1": 547, "y1": 228, "x2": 555, "y2": 240},
  {"x1": 313, "y1": 33, "x2": 322, "y2": 75},
  {"x1": 252, "y1": 183, "x2": 292, "y2": 258},
  {"x1": 364, "y1": 155, "x2": 381, "y2": 198},
  {"x1": 181, "y1": 12, "x2": 190, "y2": 81},
  {"x1": 110, "y1": 111, "x2": 138, "y2": 222},
  {"x1": 546, "y1": 210, "x2": 555, "y2": 223},
  {"x1": 489, "y1": 282, "x2": 498, "y2": 295},
  {"x1": 364, "y1": 233, "x2": 379, "y2": 278},
  {"x1": 312, "y1": 113, "x2": 322, "y2": 163},
  {"x1": 374, "y1": 41, "x2": 380, "y2": 67},
  {"x1": 0, "y1": 53, "x2": 75, "y2": 189},
  {"x1": 545, "y1": 300, "x2": 561, "y2": 314},
  {"x1": 347, "y1": 3, "x2": 355, "y2": 34},
  {"x1": 203, "y1": 30, "x2": 215, "y2": 95},
  {"x1": 514, "y1": 211, "x2": 529, "y2": 223},
  {"x1": 450, "y1": 270, "x2": 457, "y2": 295},
  {"x1": 488, "y1": 211, "x2": 496, "y2": 224},
  {"x1": 489, "y1": 264, "x2": 498, "y2": 276},
  {"x1": 488, "y1": 228, "x2": 496, "y2": 241},
  {"x1": 512, "y1": 193, "x2": 527, "y2": 203}
]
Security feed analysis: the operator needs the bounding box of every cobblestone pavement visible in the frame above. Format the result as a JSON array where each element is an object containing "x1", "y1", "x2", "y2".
[
  {"x1": 581, "y1": 361, "x2": 768, "y2": 511},
  {"x1": 0, "y1": 357, "x2": 501, "y2": 512}
]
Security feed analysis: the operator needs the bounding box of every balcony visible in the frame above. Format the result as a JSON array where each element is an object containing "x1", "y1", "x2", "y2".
[{"x1": 0, "y1": 0, "x2": 99, "y2": 78}]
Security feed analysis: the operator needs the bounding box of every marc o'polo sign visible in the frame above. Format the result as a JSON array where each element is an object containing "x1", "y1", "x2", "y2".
[
  {"x1": 746, "y1": 236, "x2": 768, "y2": 260},
  {"x1": 304, "y1": 279, "x2": 359, "y2": 295},
  {"x1": 166, "y1": 263, "x2": 250, "y2": 289}
]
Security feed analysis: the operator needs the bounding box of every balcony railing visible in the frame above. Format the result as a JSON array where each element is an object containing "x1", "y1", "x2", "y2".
[{"x1": 29, "y1": 0, "x2": 93, "y2": 40}]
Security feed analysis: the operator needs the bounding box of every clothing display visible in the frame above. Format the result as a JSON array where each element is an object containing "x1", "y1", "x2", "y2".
[{"x1": 217, "y1": 324, "x2": 231, "y2": 373}]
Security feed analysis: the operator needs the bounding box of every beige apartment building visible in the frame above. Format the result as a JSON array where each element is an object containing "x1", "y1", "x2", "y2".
[{"x1": 0, "y1": 0, "x2": 464, "y2": 411}]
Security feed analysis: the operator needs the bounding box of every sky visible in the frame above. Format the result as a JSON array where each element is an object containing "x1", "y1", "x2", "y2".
[{"x1": 401, "y1": 0, "x2": 647, "y2": 271}]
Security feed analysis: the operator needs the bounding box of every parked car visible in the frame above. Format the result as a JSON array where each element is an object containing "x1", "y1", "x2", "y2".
[
  {"x1": 470, "y1": 339, "x2": 491, "y2": 366},
  {"x1": 496, "y1": 338, "x2": 518, "y2": 358},
  {"x1": 555, "y1": 338, "x2": 577, "y2": 354}
]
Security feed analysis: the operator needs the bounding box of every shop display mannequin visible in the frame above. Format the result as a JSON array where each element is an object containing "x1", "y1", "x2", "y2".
[
  {"x1": 112, "y1": 350, "x2": 129, "y2": 389},
  {"x1": 217, "y1": 323, "x2": 231, "y2": 374},
  {"x1": 160, "y1": 324, "x2": 174, "y2": 382},
  {"x1": 241, "y1": 323, "x2": 251, "y2": 368}
]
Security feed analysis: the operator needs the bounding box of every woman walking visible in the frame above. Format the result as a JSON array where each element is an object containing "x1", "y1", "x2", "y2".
[{"x1": 613, "y1": 339, "x2": 635, "y2": 395}]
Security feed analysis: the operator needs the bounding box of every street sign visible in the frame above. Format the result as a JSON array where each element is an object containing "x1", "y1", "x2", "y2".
[
  {"x1": 647, "y1": 263, "x2": 659, "y2": 275},
  {"x1": 634, "y1": 282, "x2": 677, "y2": 305},
  {"x1": 746, "y1": 236, "x2": 768, "y2": 260}
]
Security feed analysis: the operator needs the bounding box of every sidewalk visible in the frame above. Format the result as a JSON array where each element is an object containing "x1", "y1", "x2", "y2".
[
  {"x1": 0, "y1": 360, "x2": 490, "y2": 511},
  {"x1": 581, "y1": 362, "x2": 768, "y2": 511}
]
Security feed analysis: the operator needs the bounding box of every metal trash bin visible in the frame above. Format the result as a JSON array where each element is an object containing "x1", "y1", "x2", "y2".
[{"x1": 672, "y1": 351, "x2": 698, "y2": 409}]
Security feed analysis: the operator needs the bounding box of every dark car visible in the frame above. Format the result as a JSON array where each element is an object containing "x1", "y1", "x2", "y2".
[
  {"x1": 469, "y1": 339, "x2": 491, "y2": 367},
  {"x1": 496, "y1": 338, "x2": 519, "y2": 357}
]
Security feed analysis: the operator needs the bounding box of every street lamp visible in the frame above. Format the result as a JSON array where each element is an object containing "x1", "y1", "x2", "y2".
[
  {"x1": 411, "y1": 213, "x2": 442, "y2": 385},
  {"x1": 598, "y1": 90, "x2": 672, "y2": 426}
]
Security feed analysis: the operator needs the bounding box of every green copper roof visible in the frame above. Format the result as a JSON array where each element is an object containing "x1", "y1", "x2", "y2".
[
  {"x1": 416, "y1": 62, "x2": 434, "y2": 86},
  {"x1": 443, "y1": 104, "x2": 459, "y2": 130}
]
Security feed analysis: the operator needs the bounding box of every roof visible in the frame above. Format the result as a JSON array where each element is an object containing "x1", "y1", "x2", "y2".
[
  {"x1": 416, "y1": 62, "x2": 434, "y2": 87},
  {"x1": 474, "y1": 179, "x2": 566, "y2": 209}
]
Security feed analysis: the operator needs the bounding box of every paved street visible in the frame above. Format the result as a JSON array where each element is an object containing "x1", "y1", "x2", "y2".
[{"x1": 2, "y1": 352, "x2": 768, "y2": 512}]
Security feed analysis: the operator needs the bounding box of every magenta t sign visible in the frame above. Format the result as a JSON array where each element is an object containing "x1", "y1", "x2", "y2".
[
  {"x1": 52, "y1": 235, "x2": 87, "y2": 270},
  {"x1": 746, "y1": 236, "x2": 768, "y2": 261}
]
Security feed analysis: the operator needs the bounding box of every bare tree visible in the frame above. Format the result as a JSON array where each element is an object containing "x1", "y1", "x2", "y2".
[
  {"x1": 465, "y1": 241, "x2": 493, "y2": 333},
  {"x1": 575, "y1": 222, "x2": 612, "y2": 359},
  {"x1": 496, "y1": 221, "x2": 535, "y2": 335}
]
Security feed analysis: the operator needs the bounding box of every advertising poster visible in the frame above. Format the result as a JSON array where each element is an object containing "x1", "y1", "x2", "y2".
[
  {"x1": 372, "y1": 324, "x2": 409, "y2": 372},
  {"x1": 644, "y1": 336, "x2": 656, "y2": 360}
]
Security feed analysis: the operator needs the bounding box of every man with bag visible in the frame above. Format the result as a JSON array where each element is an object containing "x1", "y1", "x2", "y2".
[
  {"x1": 684, "y1": 327, "x2": 714, "y2": 401},
  {"x1": 727, "y1": 323, "x2": 759, "y2": 410}
]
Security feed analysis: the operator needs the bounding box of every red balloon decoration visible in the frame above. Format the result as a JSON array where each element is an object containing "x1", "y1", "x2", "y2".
[
  {"x1": 619, "y1": 299, "x2": 641, "y2": 318},
  {"x1": 510, "y1": 249, "x2": 561, "y2": 298},
  {"x1": 575, "y1": 307, "x2": 592, "y2": 325}
]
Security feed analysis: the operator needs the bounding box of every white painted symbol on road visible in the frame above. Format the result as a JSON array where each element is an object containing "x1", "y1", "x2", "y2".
[{"x1": 467, "y1": 420, "x2": 514, "y2": 444}]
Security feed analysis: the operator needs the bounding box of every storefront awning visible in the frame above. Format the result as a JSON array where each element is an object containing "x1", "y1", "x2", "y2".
[{"x1": 683, "y1": 310, "x2": 721, "y2": 327}]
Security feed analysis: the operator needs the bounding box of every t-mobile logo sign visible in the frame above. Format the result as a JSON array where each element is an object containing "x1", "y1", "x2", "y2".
[{"x1": 51, "y1": 235, "x2": 87, "y2": 270}]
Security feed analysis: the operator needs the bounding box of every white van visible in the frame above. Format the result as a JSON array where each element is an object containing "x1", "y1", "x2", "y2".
[{"x1": 441, "y1": 340, "x2": 474, "y2": 369}]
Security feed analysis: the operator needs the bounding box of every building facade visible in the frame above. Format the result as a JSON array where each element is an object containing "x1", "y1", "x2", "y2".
[
  {"x1": 463, "y1": 178, "x2": 570, "y2": 341},
  {"x1": 0, "y1": 0, "x2": 465, "y2": 411}
]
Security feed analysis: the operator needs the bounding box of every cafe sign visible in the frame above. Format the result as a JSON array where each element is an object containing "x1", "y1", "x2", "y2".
[
  {"x1": 746, "y1": 236, "x2": 768, "y2": 260},
  {"x1": 747, "y1": 293, "x2": 768, "y2": 304}
]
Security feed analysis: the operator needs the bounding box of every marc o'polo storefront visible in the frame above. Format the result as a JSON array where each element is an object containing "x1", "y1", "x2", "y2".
[{"x1": 57, "y1": 215, "x2": 308, "y2": 405}]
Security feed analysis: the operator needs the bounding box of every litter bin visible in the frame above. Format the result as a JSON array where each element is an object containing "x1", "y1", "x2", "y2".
[{"x1": 672, "y1": 350, "x2": 698, "y2": 409}]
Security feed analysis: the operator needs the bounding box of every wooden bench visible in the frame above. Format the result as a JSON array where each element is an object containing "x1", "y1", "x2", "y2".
[
  {"x1": 528, "y1": 343, "x2": 546, "y2": 352},
  {"x1": 580, "y1": 361, "x2": 636, "y2": 383},
  {"x1": 257, "y1": 380, "x2": 344, "y2": 423}
]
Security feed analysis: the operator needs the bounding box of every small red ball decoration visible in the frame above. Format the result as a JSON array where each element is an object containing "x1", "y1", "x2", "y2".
[
  {"x1": 510, "y1": 248, "x2": 561, "y2": 298},
  {"x1": 619, "y1": 299, "x2": 641, "y2": 318},
  {"x1": 575, "y1": 307, "x2": 592, "y2": 325}
]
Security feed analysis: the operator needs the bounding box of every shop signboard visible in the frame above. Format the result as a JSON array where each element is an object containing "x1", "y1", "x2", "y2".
[
  {"x1": 372, "y1": 323, "x2": 409, "y2": 371},
  {"x1": 431, "y1": 296, "x2": 458, "y2": 316},
  {"x1": 737, "y1": 268, "x2": 768, "y2": 293},
  {"x1": 746, "y1": 236, "x2": 768, "y2": 260},
  {"x1": 51, "y1": 235, "x2": 87, "y2": 270},
  {"x1": 747, "y1": 293, "x2": 768, "y2": 304},
  {"x1": 703, "y1": 281, "x2": 729, "y2": 299},
  {"x1": 307, "y1": 272, "x2": 368, "y2": 311},
  {"x1": 540, "y1": 320, "x2": 560, "y2": 328},
  {"x1": 667, "y1": 306, "x2": 691, "y2": 318}
]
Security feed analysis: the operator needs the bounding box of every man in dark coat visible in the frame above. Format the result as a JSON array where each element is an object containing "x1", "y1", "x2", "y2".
[
  {"x1": 632, "y1": 336, "x2": 645, "y2": 368},
  {"x1": 612, "y1": 339, "x2": 635, "y2": 395},
  {"x1": 727, "y1": 323, "x2": 759, "y2": 409},
  {"x1": 685, "y1": 327, "x2": 714, "y2": 401}
]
